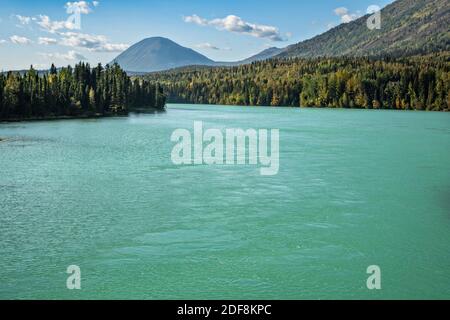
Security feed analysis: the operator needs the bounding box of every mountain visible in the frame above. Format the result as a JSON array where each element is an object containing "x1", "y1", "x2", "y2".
[
  {"x1": 113, "y1": 0, "x2": 449, "y2": 73},
  {"x1": 278, "y1": 0, "x2": 449, "y2": 58},
  {"x1": 214, "y1": 47, "x2": 285, "y2": 67},
  {"x1": 112, "y1": 37, "x2": 215, "y2": 73},
  {"x1": 113, "y1": 37, "x2": 286, "y2": 73},
  {"x1": 237, "y1": 47, "x2": 285, "y2": 64}
]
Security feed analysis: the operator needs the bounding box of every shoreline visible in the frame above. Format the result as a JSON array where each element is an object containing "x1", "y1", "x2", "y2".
[
  {"x1": 0, "y1": 108, "x2": 166, "y2": 123},
  {"x1": 166, "y1": 103, "x2": 450, "y2": 113},
  {"x1": 0, "y1": 114, "x2": 125, "y2": 123}
]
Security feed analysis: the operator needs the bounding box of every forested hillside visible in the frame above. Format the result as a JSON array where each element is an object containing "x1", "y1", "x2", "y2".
[
  {"x1": 145, "y1": 53, "x2": 450, "y2": 111},
  {"x1": 279, "y1": 0, "x2": 450, "y2": 58},
  {"x1": 0, "y1": 63, "x2": 166, "y2": 120}
]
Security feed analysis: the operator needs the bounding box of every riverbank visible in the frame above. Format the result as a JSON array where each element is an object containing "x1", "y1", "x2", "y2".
[
  {"x1": 0, "y1": 114, "x2": 123, "y2": 123},
  {"x1": 0, "y1": 108, "x2": 165, "y2": 123},
  {"x1": 166, "y1": 102, "x2": 450, "y2": 113}
]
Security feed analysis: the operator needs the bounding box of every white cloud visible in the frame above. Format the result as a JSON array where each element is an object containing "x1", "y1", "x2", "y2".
[
  {"x1": 184, "y1": 14, "x2": 208, "y2": 26},
  {"x1": 30, "y1": 63, "x2": 50, "y2": 70},
  {"x1": 38, "y1": 37, "x2": 58, "y2": 45},
  {"x1": 0, "y1": 39, "x2": 7, "y2": 44},
  {"x1": 16, "y1": 15, "x2": 31, "y2": 25},
  {"x1": 36, "y1": 15, "x2": 77, "y2": 33},
  {"x1": 334, "y1": 7, "x2": 348, "y2": 16},
  {"x1": 35, "y1": 2, "x2": 96, "y2": 33},
  {"x1": 195, "y1": 43, "x2": 231, "y2": 51},
  {"x1": 60, "y1": 32, "x2": 129, "y2": 52},
  {"x1": 65, "y1": 1, "x2": 92, "y2": 15},
  {"x1": 334, "y1": 7, "x2": 361, "y2": 24},
  {"x1": 34, "y1": 12, "x2": 128, "y2": 52},
  {"x1": 184, "y1": 14, "x2": 288, "y2": 42},
  {"x1": 39, "y1": 50, "x2": 87, "y2": 61},
  {"x1": 10, "y1": 35, "x2": 32, "y2": 45},
  {"x1": 195, "y1": 43, "x2": 220, "y2": 50},
  {"x1": 95, "y1": 42, "x2": 129, "y2": 52},
  {"x1": 59, "y1": 32, "x2": 106, "y2": 48},
  {"x1": 341, "y1": 13, "x2": 359, "y2": 23}
]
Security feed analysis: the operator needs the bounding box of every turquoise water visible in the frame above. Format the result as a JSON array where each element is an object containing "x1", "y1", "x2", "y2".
[{"x1": 0, "y1": 104, "x2": 449, "y2": 300}]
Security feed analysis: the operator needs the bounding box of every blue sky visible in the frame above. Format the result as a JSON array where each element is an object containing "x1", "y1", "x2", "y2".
[{"x1": 0, "y1": 0, "x2": 394, "y2": 70}]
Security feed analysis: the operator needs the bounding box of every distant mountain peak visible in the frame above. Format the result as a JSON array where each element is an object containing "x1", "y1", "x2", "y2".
[
  {"x1": 237, "y1": 47, "x2": 285, "y2": 64},
  {"x1": 112, "y1": 37, "x2": 286, "y2": 73},
  {"x1": 112, "y1": 37, "x2": 214, "y2": 73}
]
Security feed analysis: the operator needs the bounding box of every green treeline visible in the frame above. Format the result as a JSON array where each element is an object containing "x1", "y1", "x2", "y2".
[
  {"x1": 0, "y1": 62, "x2": 166, "y2": 120},
  {"x1": 146, "y1": 54, "x2": 450, "y2": 111}
]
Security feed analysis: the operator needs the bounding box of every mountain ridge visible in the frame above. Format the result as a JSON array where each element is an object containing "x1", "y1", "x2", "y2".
[
  {"x1": 113, "y1": 0, "x2": 449, "y2": 73},
  {"x1": 112, "y1": 37, "x2": 284, "y2": 73},
  {"x1": 277, "y1": 0, "x2": 449, "y2": 58}
]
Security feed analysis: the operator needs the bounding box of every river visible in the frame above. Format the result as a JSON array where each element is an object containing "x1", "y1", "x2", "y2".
[{"x1": 1, "y1": 104, "x2": 449, "y2": 299}]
